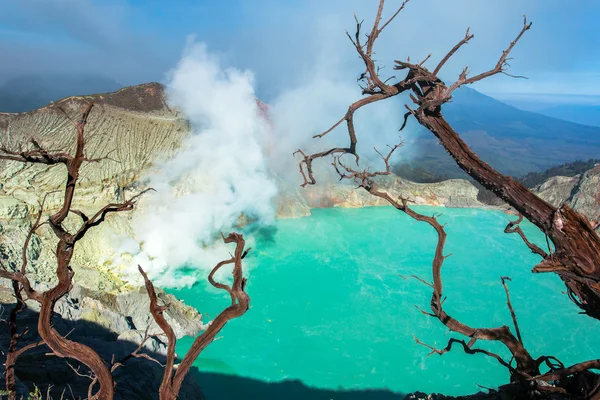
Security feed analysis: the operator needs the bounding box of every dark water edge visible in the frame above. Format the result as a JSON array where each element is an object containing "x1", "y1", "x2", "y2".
[
  {"x1": 195, "y1": 371, "x2": 405, "y2": 399},
  {"x1": 194, "y1": 371, "x2": 598, "y2": 400}
]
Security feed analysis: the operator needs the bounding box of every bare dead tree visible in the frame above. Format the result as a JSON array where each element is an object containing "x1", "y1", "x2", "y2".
[
  {"x1": 330, "y1": 126, "x2": 600, "y2": 396},
  {"x1": 295, "y1": 0, "x2": 600, "y2": 396},
  {"x1": 296, "y1": 0, "x2": 600, "y2": 321},
  {"x1": 333, "y1": 147, "x2": 545, "y2": 378},
  {"x1": 0, "y1": 104, "x2": 150, "y2": 400},
  {"x1": 139, "y1": 232, "x2": 250, "y2": 400}
]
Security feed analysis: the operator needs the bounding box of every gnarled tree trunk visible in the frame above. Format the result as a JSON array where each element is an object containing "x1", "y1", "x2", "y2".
[{"x1": 415, "y1": 110, "x2": 600, "y2": 319}]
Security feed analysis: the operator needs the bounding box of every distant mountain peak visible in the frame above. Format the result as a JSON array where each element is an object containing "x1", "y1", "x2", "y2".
[{"x1": 403, "y1": 86, "x2": 600, "y2": 177}]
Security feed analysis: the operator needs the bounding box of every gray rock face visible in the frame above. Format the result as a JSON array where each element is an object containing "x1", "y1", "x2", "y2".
[
  {"x1": 276, "y1": 175, "x2": 482, "y2": 219},
  {"x1": 533, "y1": 165, "x2": 600, "y2": 231},
  {"x1": 534, "y1": 175, "x2": 579, "y2": 208},
  {"x1": 117, "y1": 329, "x2": 168, "y2": 357},
  {"x1": 70, "y1": 284, "x2": 203, "y2": 336},
  {"x1": 113, "y1": 287, "x2": 209, "y2": 338}
]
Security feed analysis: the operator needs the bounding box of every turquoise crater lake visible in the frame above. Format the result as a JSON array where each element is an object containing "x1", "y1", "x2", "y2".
[{"x1": 168, "y1": 206, "x2": 599, "y2": 398}]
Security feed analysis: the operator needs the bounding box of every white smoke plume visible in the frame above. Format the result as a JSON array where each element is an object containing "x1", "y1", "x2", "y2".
[
  {"x1": 115, "y1": 41, "x2": 277, "y2": 288},
  {"x1": 111, "y1": 28, "x2": 417, "y2": 288}
]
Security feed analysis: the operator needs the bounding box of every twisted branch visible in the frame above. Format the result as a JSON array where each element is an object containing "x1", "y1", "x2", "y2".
[
  {"x1": 504, "y1": 214, "x2": 548, "y2": 258},
  {"x1": 140, "y1": 232, "x2": 251, "y2": 400}
]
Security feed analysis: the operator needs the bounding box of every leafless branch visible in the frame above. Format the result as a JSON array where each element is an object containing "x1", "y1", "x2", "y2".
[
  {"x1": 504, "y1": 214, "x2": 548, "y2": 258},
  {"x1": 110, "y1": 326, "x2": 164, "y2": 373},
  {"x1": 500, "y1": 277, "x2": 522, "y2": 344},
  {"x1": 140, "y1": 231, "x2": 252, "y2": 400},
  {"x1": 433, "y1": 28, "x2": 475, "y2": 76},
  {"x1": 414, "y1": 336, "x2": 514, "y2": 371}
]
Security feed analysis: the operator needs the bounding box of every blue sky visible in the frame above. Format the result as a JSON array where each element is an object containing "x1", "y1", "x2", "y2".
[{"x1": 1, "y1": 0, "x2": 599, "y2": 102}]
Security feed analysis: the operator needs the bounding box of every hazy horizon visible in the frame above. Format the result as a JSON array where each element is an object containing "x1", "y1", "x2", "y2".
[{"x1": 1, "y1": 0, "x2": 599, "y2": 104}]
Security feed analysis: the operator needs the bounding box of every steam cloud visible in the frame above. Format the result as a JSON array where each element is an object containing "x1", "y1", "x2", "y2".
[
  {"x1": 115, "y1": 41, "x2": 277, "y2": 288},
  {"x1": 111, "y1": 34, "x2": 415, "y2": 288}
]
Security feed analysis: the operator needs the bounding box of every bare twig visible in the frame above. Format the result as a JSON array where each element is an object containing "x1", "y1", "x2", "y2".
[
  {"x1": 500, "y1": 277, "x2": 522, "y2": 344},
  {"x1": 504, "y1": 214, "x2": 548, "y2": 258}
]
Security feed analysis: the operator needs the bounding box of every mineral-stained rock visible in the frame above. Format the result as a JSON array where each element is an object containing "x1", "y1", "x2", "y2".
[
  {"x1": 533, "y1": 165, "x2": 600, "y2": 231},
  {"x1": 0, "y1": 82, "x2": 189, "y2": 289},
  {"x1": 534, "y1": 175, "x2": 579, "y2": 208},
  {"x1": 277, "y1": 175, "x2": 483, "y2": 218}
]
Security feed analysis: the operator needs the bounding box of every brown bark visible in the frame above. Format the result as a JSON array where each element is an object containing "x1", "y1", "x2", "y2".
[
  {"x1": 3, "y1": 193, "x2": 49, "y2": 399},
  {"x1": 504, "y1": 215, "x2": 548, "y2": 258},
  {"x1": 6, "y1": 281, "x2": 28, "y2": 400},
  {"x1": 140, "y1": 232, "x2": 251, "y2": 400},
  {"x1": 415, "y1": 111, "x2": 600, "y2": 319},
  {"x1": 0, "y1": 104, "x2": 114, "y2": 399},
  {"x1": 331, "y1": 152, "x2": 540, "y2": 378}
]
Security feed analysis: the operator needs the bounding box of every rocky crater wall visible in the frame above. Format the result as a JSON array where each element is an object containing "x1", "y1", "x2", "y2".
[{"x1": 0, "y1": 83, "x2": 488, "y2": 291}]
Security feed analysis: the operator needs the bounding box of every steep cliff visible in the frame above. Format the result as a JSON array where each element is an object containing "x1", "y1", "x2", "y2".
[
  {"x1": 533, "y1": 165, "x2": 600, "y2": 231},
  {"x1": 277, "y1": 175, "x2": 482, "y2": 218},
  {"x1": 0, "y1": 83, "x2": 188, "y2": 288}
]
